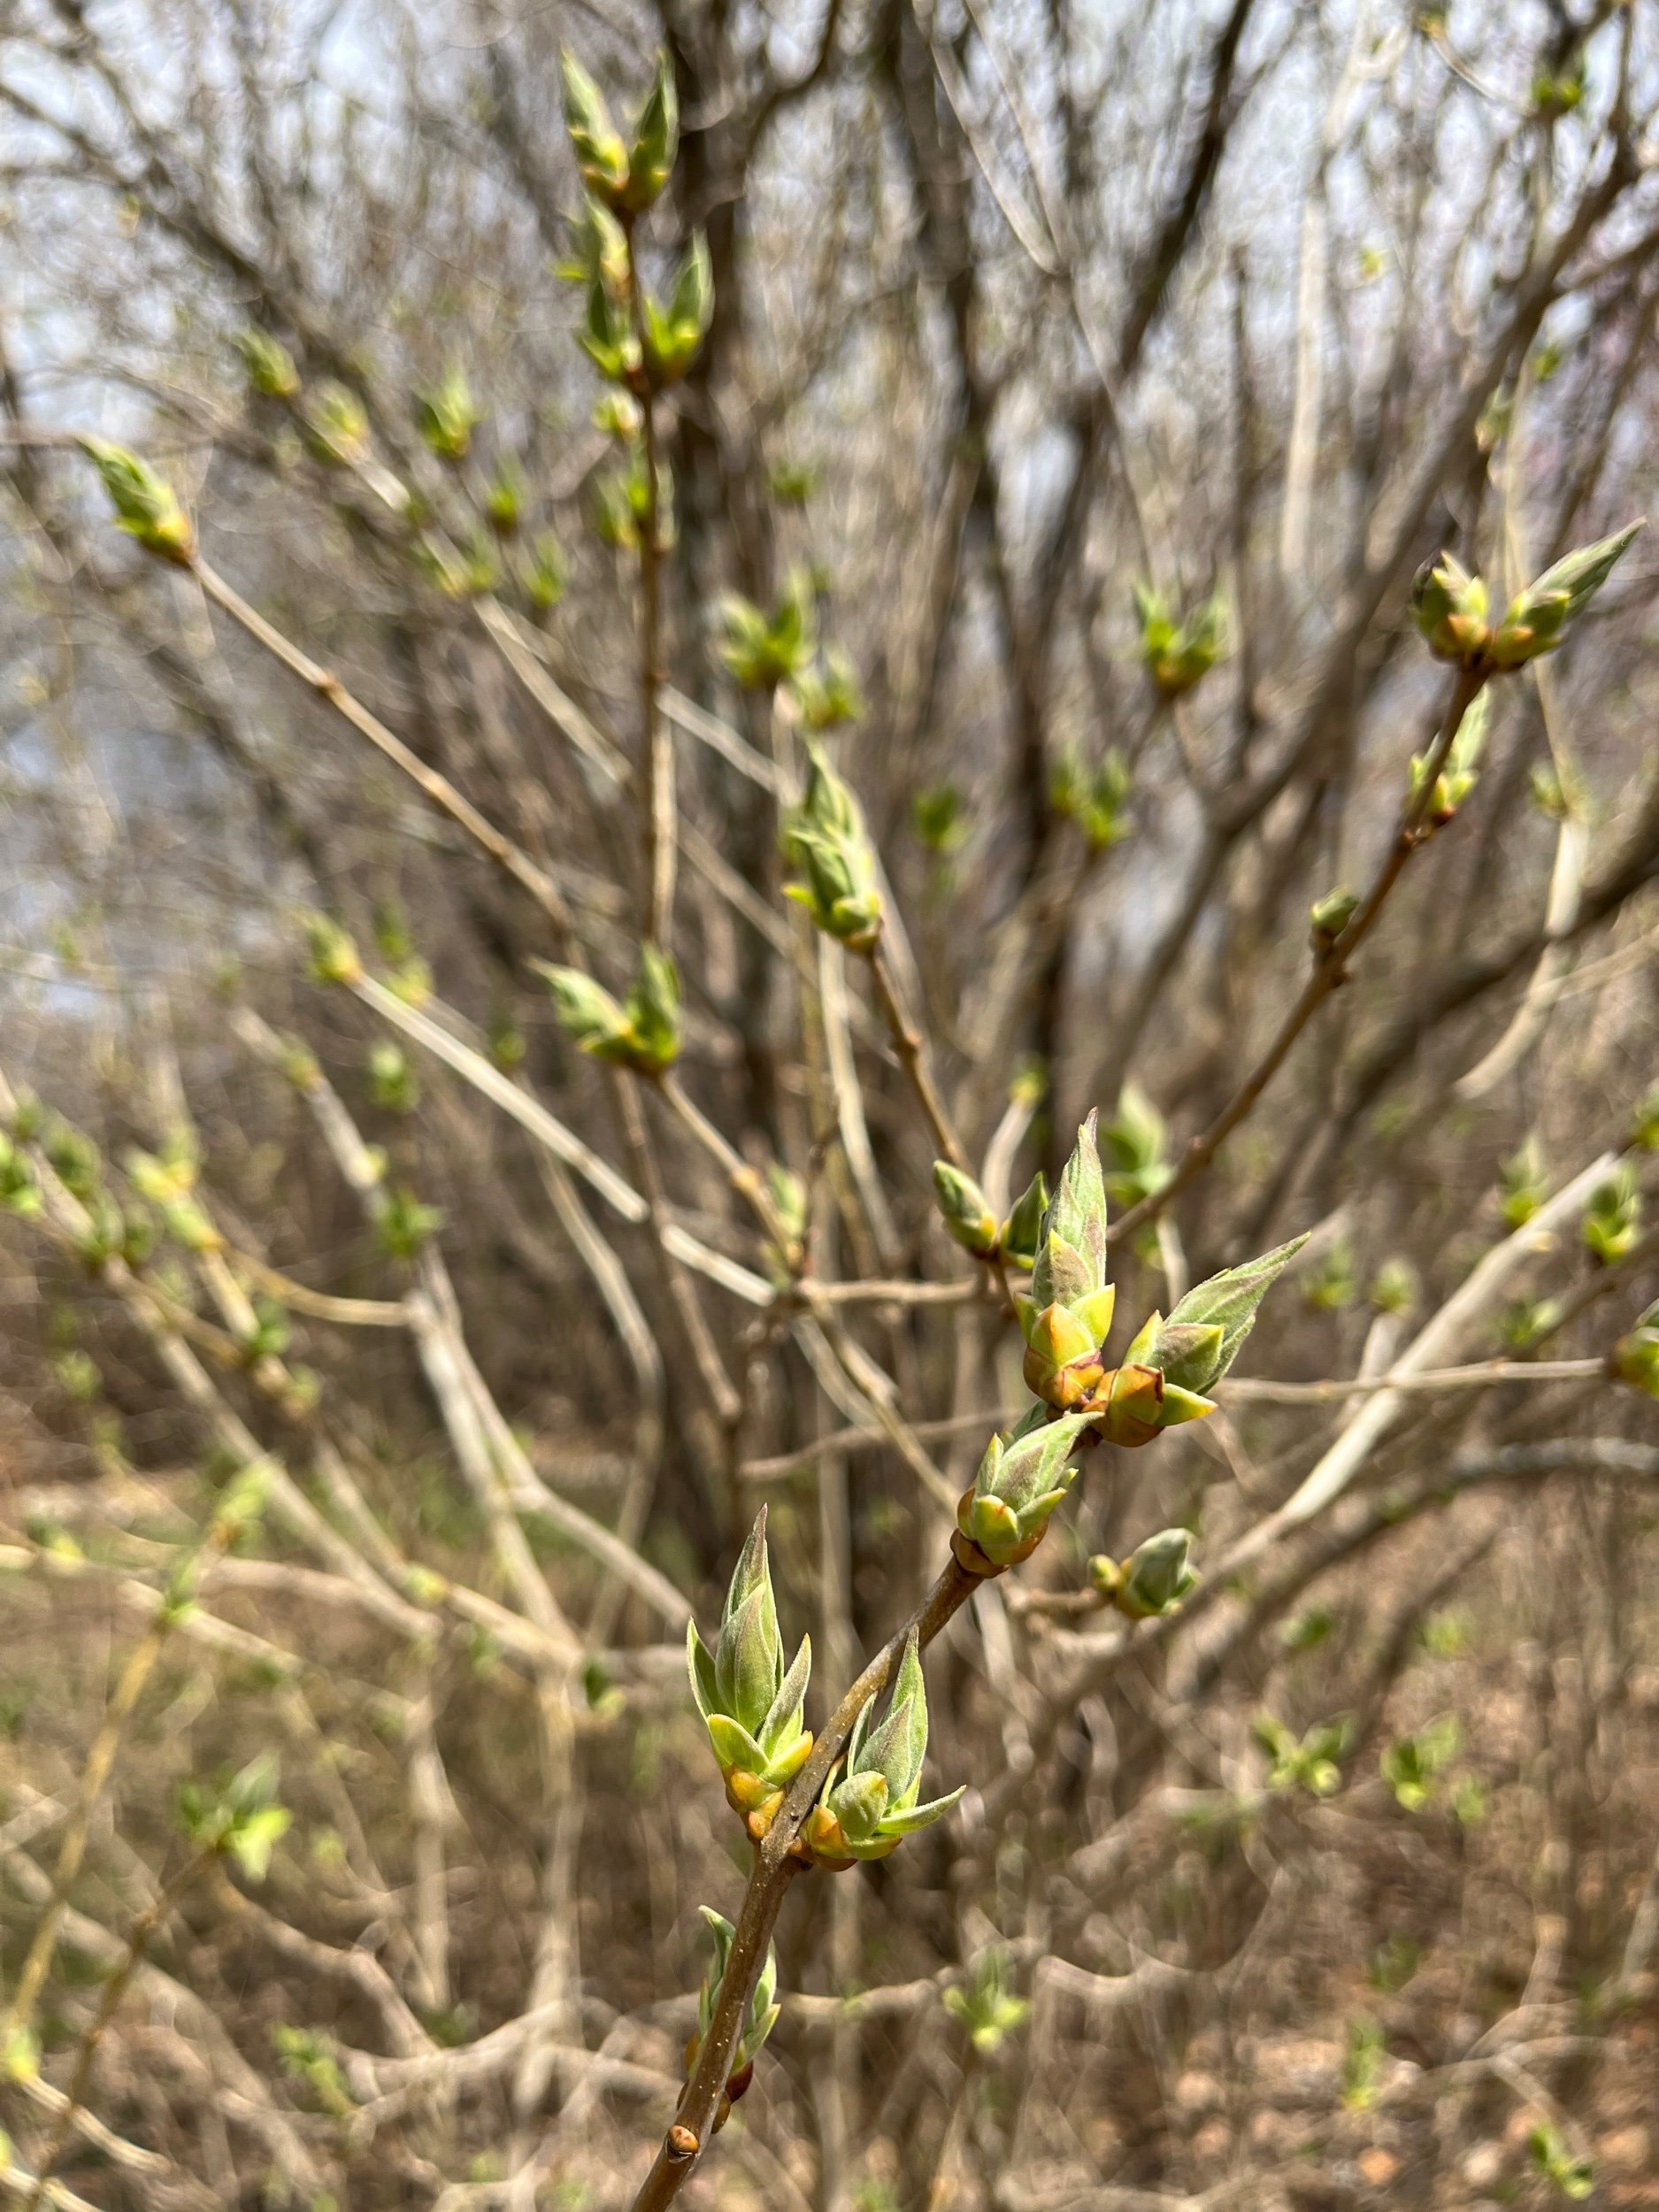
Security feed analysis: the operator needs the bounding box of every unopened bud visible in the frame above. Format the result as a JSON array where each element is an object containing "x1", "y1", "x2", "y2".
[
  {"x1": 1612, "y1": 1302, "x2": 1659, "y2": 1398},
  {"x1": 1411, "y1": 551, "x2": 1489, "y2": 664},
  {"x1": 535, "y1": 964, "x2": 632, "y2": 1058},
  {"x1": 1018, "y1": 1297, "x2": 1110, "y2": 1409},
  {"x1": 954, "y1": 1412, "x2": 1089, "y2": 1571},
  {"x1": 1112, "y1": 1527, "x2": 1200, "y2": 1618},
  {"x1": 780, "y1": 744, "x2": 883, "y2": 949},
  {"x1": 561, "y1": 50, "x2": 630, "y2": 205},
  {"x1": 625, "y1": 52, "x2": 678, "y2": 212},
  {"x1": 416, "y1": 365, "x2": 479, "y2": 463},
  {"x1": 1310, "y1": 887, "x2": 1359, "y2": 955},
  {"x1": 1134, "y1": 582, "x2": 1228, "y2": 699},
  {"x1": 933, "y1": 1162, "x2": 998, "y2": 1257},
  {"x1": 234, "y1": 327, "x2": 300, "y2": 399},
  {"x1": 1490, "y1": 520, "x2": 1643, "y2": 668},
  {"x1": 304, "y1": 916, "x2": 361, "y2": 987},
  {"x1": 79, "y1": 439, "x2": 194, "y2": 563},
  {"x1": 999, "y1": 1170, "x2": 1048, "y2": 1272},
  {"x1": 642, "y1": 234, "x2": 712, "y2": 386},
  {"x1": 303, "y1": 381, "x2": 370, "y2": 467}
]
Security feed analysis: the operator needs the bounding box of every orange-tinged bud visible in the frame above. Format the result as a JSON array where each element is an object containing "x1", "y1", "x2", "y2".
[{"x1": 1083, "y1": 1363, "x2": 1166, "y2": 1447}]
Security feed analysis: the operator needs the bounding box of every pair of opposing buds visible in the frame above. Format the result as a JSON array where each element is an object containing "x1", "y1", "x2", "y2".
[
  {"x1": 687, "y1": 1514, "x2": 961, "y2": 1865},
  {"x1": 952, "y1": 1115, "x2": 1303, "y2": 1574}
]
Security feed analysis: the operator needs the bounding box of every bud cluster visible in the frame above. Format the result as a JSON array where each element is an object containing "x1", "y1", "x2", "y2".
[
  {"x1": 1050, "y1": 744, "x2": 1133, "y2": 849},
  {"x1": 79, "y1": 438, "x2": 194, "y2": 564},
  {"x1": 560, "y1": 50, "x2": 710, "y2": 395},
  {"x1": 415, "y1": 365, "x2": 480, "y2": 464},
  {"x1": 1015, "y1": 1116, "x2": 1303, "y2": 1448},
  {"x1": 1089, "y1": 1527, "x2": 1200, "y2": 1619},
  {"x1": 780, "y1": 744, "x2": 883, "y2": 950},
  {"x1": 687, "y1": 1509, "x2": 813, "y2": 1840},
  {"x1": 534, "y1": 942, "x2": 681, "y2": 1074},
  {"x1": 954, "y1": 1409, "x2": 1090, "y2": 1574},
  {"x1": 1133, "y1": 582, "x2": 1229, "y2": 700},
  {"x1": 803, "y1": 1631, "x2": 963, "y2": 1865},
  {"x1": 1583, "y1": 1164, "x2": 1641, "y2": 1265},
  {"x1": 718, "y1": 574, "x2": 815, "y2": 692},
  {"x1": 718, "y1": 572, "x2": 863, "y2": 729},
  {"x1": 1409, "y1": 688, "x2": 1490, "y2": 826},
  {"x1": 931, "y1": 1161, "x2": 1048, "y2": 1271},
  {"x1": 952, "y1": 1114, "x2": 1305, "y2": 1593},
  {"x1": 1411, "y1": 523, "x2": 1641, "y2": 671},
  {"x1": 1256, "y1": 1713, "x2": 1350, "y2": 1799}
]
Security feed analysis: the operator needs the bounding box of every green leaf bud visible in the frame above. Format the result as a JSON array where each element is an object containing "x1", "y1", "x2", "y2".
[
  {"x1": 1043, "y1": 1110, "x2": 1111, "y2": 1287},
  {"x1": 304, "y1": 915, "x2": 362, "y2": 987},
  {"x1": 1134, "y1": 581, "x2": 1229, "y2": 698},
  {"x1": 533, "y1": 963, "x2": 633, "y2": 1059},
  {"x1": 1050, "y1": 743, "x2": 1133, "y2": 848},
  {"x1": 622, "y1": 943, "x2": 681, "y2": 1071},
  {"x1": 790, "y1": 647, "x2": 864, "y2": 733},
  {"x1": 1301, "y1": 1239, "x2": 1358, "y2": 1313},
  {"x1": 1583, "y1": 1163, "x2": 1640, "y2": 1264},
  {"x1": 378, "y1": 1187, "x2": 442, "y2": 1260},
  {"x1": 559, "y1": 197, "x2": 631, "y2": 296},
  {"x1": 1162, "y1": 1233, "x2": 1308, "y2": 1386},
  {"x1": 1100, "y1": 1086, "x2": 1169, "y2": 1211},
  {"x1": 519, "y1": 530, "x2": 567, "y2": 612},
  {"x1": 942, "y1": 1951, "x2": 1030, "y2": 2054},
  {"x1": 580, "y1": 274, "x2": 642, "y2": 385},
  {"x1": 811, "y1": 1629, "x2": 963, "y2": 1863},
  {"x1": 718, "y1": 573, "x2": 816, "y2": 690},
  {"x1": 955, "y1": 1412, "x2": 1089, "y2": 1571},
  {"x1": 485, "y1": 455, "x2": 526, "y2": 534},
  {"x1": 1498, "y1": 1134, "x2": 1548, "y2": 1229},
  {"x1": 1409, "y1": 687, "x2": 1491, "y2": 823},
  {"x1": 932, "y1": 1161, "x2": 999, "y2": 1257},
  {"x1": 642, "y1": 234, "x2": 712, "y2": 385},
  {"x1": 1018, "y1": 1291, "x2": 1114, "y2": 1408},
  {"x1": 1310, "y1": 886, "x2": 1360, "y2": 955},
  {"x1": 780, "y1": 744, "x2": 883, "y2": 949},
  {"x1": 687, "y1": 1509, "x2": 813, "y2": 1833},
  {"x1": 368, "y1": 1041, "x2": 419, "y2": 1114},
  {"x1": 1490, "y1": 519, "x2": 1642, "y2": 667},
  {"x1": 1528, "y1": 2123, "x2": 1594, "y2": 2201},
  {"x1": 1368, "y1": 1257, "x2": 1418, "y2": 1316},
  {"x1": 1111, "y1": 1526, "x2": 1200, "y2": 1618},
  {"x1": 593, "y1": 389, "x2": 641, "y2": 442},
  {"x1": 234, "y1": 327, "x2": 300, "y2": 399},
  {"x1": 79, "y1": 438, "x2": 194, "y2": 562},
  {"x1": 912, "y1": 782, "x2": 967, "y2": 855},
  {"x1": 302, "y1": 380, "x2": 370, "y2": 467},
  {"x1": 1411, "y1": 550, "x2": 1490, "y2": 663},
  {"x1": 561, "y1": 50, "x2": 630, "y2": 205},
  {"x1": 625, "y1": 51, "x2": 679, "y2": 212},
  {"x1": 999, "y1": 1170, "x2": 1048, "y2": 1272},
  {"x1": 1612, "y1": 1301, "x2": 1659, "y2": 1398}
]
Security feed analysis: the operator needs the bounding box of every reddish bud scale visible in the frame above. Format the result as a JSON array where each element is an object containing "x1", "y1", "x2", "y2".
[
  {"x1": 1022, "y1": 1344, "x2": 1106, "y2": 1408},
  {"x1": 1076, "y1": 1363, "x2": 1166, "y2": 1447}
]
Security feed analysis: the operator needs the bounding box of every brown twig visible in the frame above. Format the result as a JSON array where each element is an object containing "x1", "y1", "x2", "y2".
[
  {"x1": 188, "y1": 556, "x2": 573, "y2": 934},
  {"x1": 865, "y1": 935, "x2": 968, "y2": 1169},
  {"x1": 21, "y1": 1846, "x2": 218, "y2": 2210}
]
